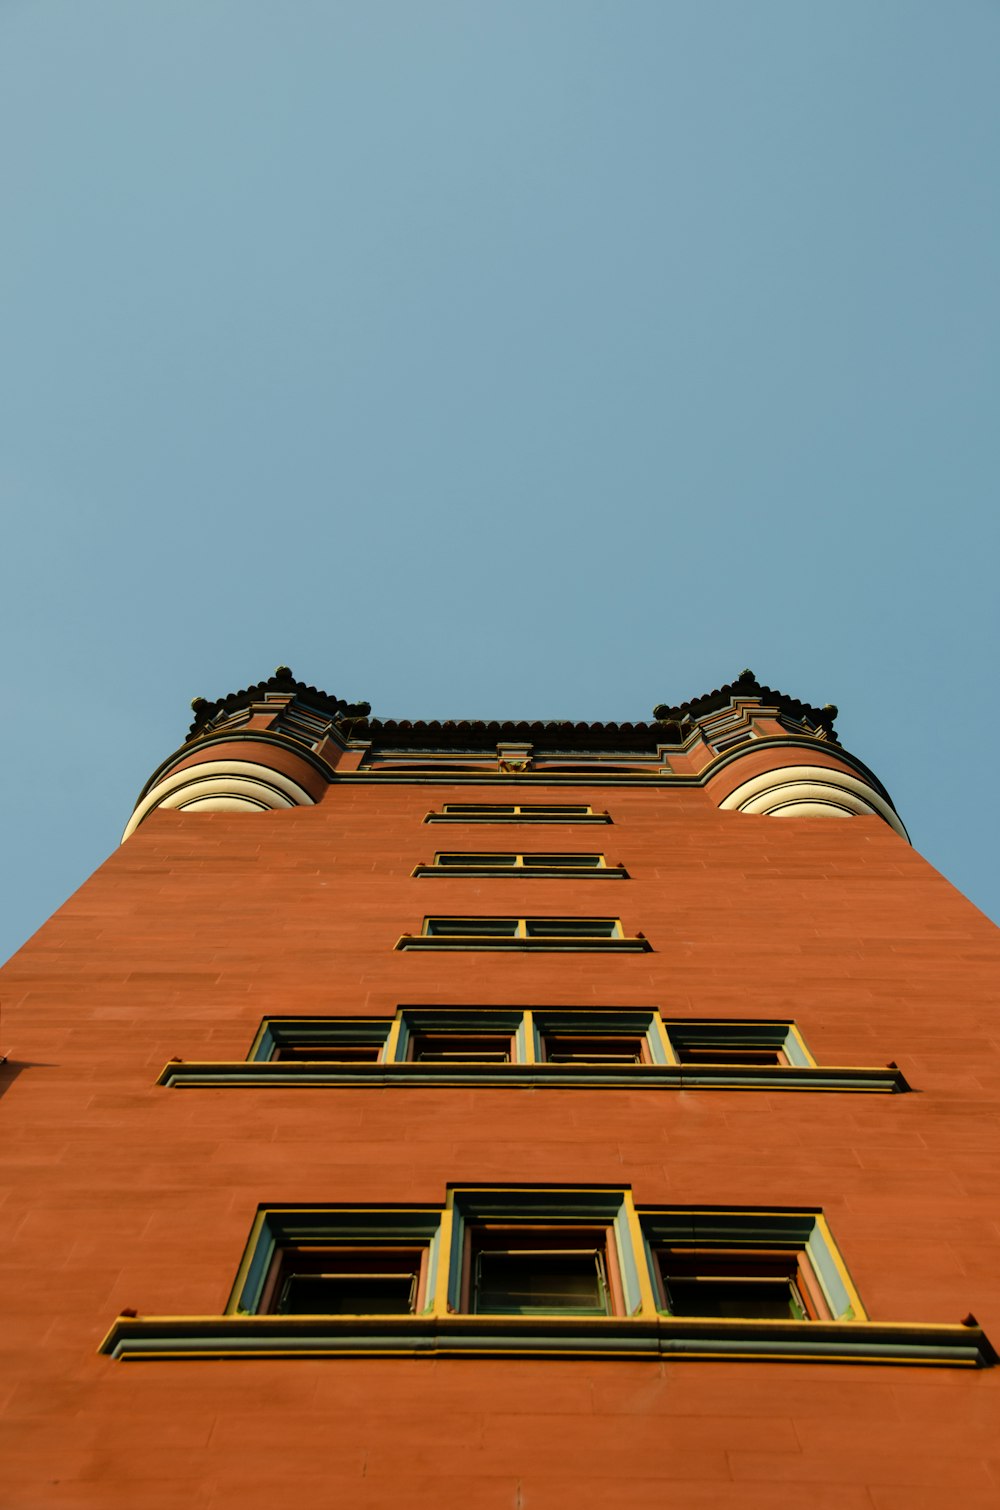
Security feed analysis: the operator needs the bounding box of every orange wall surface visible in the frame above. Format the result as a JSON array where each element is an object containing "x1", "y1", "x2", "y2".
[{"x1": 2, "y1": 784, "x2": 1000, "y2": 1508}]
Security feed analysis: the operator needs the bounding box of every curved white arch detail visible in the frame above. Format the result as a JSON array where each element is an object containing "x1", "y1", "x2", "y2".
[
  {"x1": 718, "y1": 765, "x2": 908, "y2": 841},
  {"x1": 122, "y1": 760, "x2": 315, "y2": 842},
  {"x1": 175, "y1": 795, "x2": 270, "y2": 814}
]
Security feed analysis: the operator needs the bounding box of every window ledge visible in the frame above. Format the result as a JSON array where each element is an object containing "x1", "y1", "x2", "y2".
[
  {"x1": 394, "y1": 936, "x2": 652, "y2": 952},
  {"x1": 425, "y1": 814, "x2": 612, "y2": 824},
  {"x1": 157, "y1": 1062, "x2": 911, "y2": 1093},
  {"x1": 100, "y1": 1313, "x2": 995, "y2": 1368},
  {"x1": 411, "y1": 866, "x2": 629, "y2": 879}
]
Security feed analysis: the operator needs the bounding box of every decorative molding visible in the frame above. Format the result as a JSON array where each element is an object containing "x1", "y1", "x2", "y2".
[
  {"x1": 122, "y1": 760, "x2": 315, "y2": 842},
  {"x1": 718, "y1": 765, "x2": 909, "y2": 840}
]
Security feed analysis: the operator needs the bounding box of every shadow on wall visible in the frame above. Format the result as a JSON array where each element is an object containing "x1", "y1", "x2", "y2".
[{"x1": 0, "y1": 1060, "x2": 57, "y2": 1101}]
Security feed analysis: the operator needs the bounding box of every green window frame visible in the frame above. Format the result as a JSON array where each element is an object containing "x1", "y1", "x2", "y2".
[
  {"x1": 664, "y1": 1020, "x2": 814, "y2": 1069},
  {"x1": 639, "y1": 1209, "x2": 859, "y2": 1323}
]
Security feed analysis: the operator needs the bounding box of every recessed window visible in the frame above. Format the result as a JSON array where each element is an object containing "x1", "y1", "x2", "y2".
[
  {"x1": 229, "y1": 1207, "x2": 443, "y2": 1320},
  {"x1": 540, "y1": 1034, "x2": 649, "y2": 1065},
  {"x1": 470, "y1": 1232, "x2": 612, "y2": 1316},
  {"x1": 655, "y1": 1249, "x2": 820, "y2": 1320},
  {"x1": 665, "y1": 1021, "x2": 813, "y2": 1068},
  {"x1": 449, "y1": 1189, "x2": 635, "y2": 1317},
  {"x1": 425, "y1": 917, "x2": 520, "y2": 937},
  {"x1": 272, "y1": 1043, "x2": 383, "y2": 1064},
  {"x1": 436, "y1": 852, "x2": 520, "y2": 867},
  {"x1": 675, "y1": 1047, "x2": 786, "y2": 1066},
  {"x1": 641, "y1": 1209, "x2": 857, "y2": 1323},
  {"x1": 407, "y1": 1031, "x2": 512, "y2": 1063},
  {"x1": 525, "y1": 918, "x2": 618, "y2": 938},
  {"x1": 444, "y1": 805, "x2": 520, "y2": 815},
  {"x1": 521, "y1": 852, "x2": 601, "y2": 868},
  {"x1": 250, "y1": 1018, "x2": 392, "y2": 1064},
  {"x1": 265, "y1": 1248, "x2": 426, "y2": 1316}
]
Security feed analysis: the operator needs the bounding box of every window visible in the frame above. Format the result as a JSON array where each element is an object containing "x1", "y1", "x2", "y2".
[
  {"x1": 425, "y1": 804, "x2": 612, "y2": 824},
  {"x1": 397, "y1": 1009, "x2": 522, "y2": 1063},
  {"x1": 249, "y1": 1018, "x2": 392, "y2": 1064},
  {"x1": 407, "y1": 1030, "x2": 512, "y2": 1063},
  {"x1": 395, "y1": 917, "x2": 651, "y2": 951},
  {"x1": 469, "y1": 1231, "x2": 613, "y2": 1315},
  {"x1": 265, "y1": 1248, "x2": 426, "y2": 1315},
  {"x1": 447, "y1": 1187, "x2": 639, "y2": 1318},
  {"x1": 664, "y1": 1020, "x2": 813, "y2": 1068},
  {"x1": 640, "y1": 1209, "x2": 859, "y2": 1323},
  {"x1": 412, "y1": 852, "x2": 626, "y2": 878},
  {"x1": 159, "y1": 1012, "x2": 909, "y2": 1094},
  {"x1": 102, "y1": 1190, "x2": 997, "y2": 1366},
  {"x1": 654, "y1": 1249, "x2": 820, "y2": 1320},
  {"x1": 228, "y1": 1206, "x2": 443, "y2": 1318},
  {"x1": 540, "y1": 1033, "x2": 649, "y2": 1065}
]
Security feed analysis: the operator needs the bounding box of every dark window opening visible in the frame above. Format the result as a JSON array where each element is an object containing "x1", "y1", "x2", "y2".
[
  {"x1": 674, "y1": 1046, "x2": 788, "y2": 1067},
  {"x1": 657, "y1": 1249, "x2": 816, "y2": 1320},
  {"x1": 435, "y1": 853, "x2": 519, "y2": 867},
  {"x1": 408, "y1": 1032, "x2": 512, "y2": 1063},
  {"x1": 541, "y1": 1034, "x2": 647, "y2": 1065},
  {"x1": 425, "y1": 918, "x2": 519, "y2": 937},
  {"x1": 264, "y1": 1248, "x2": 424, "y2": 1316},
  {"x1": 472, "y1": 1247, "x2": 609, "y2": 1316},
  {"x1": 518, "y1": 806, "x2": 591, "y2": 815},
  {"x1": 444, "y1": 805, "x2": 518, "y2": 815},
  {"x1": 525, "y1": 919, "x2": 617, "y2": 938},
  {"x1": 520, "y1": 853, "x2": 602, "y2": 868},
  {"x1": 271, "y1": 1044, "x2": 383, "y2": 1064}
]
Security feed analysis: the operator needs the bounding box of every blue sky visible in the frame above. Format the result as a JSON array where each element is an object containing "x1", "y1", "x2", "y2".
[{"x1": 2, "y1": 1, "x2": 998, "y2": 962}]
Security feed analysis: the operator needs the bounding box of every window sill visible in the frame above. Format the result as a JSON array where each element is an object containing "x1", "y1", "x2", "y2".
[
  {"x1": 411, "y1": 866, "x2": 628, "y2": 879},
  {"x1": 394, "y1": 936, "x2": 651, "y2": 952},
  {"x1": 425, "y1": 813, "x2": 612, "y2": 824},
  {"x1": 100, "y1": 1312, "x2": 995, "y2": 1368},
  {"x1": 156, "y1": 1062, "x2": 911, "y2": 1093}
]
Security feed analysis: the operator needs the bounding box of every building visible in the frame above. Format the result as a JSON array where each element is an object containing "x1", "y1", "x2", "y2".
[{"x1": 2, "y1": 666, "x2": 999, "y2": 1509}]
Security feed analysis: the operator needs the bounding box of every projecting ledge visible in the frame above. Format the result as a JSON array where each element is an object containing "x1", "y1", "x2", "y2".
[
  {"x1": 100, "y1": 1314, "x2": 996, "y2": 1367},
  {"x1": 394, "y1": 936, "x2": 653, "y2": 952},
  {"x1": 156, "y1": 1062, "x2": 911, "y2": 1094}
]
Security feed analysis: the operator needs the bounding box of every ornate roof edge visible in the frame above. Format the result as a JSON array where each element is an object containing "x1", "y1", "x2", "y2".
[
  {"x1": 187, "y1": 667, "x2": 370, "y2": 741},
  {"x1": 184, "y1": 666, "x2": 838, "y2": 751},
  {"x1": 652, "y1": 668, "x2": 837, "y2": 736}
]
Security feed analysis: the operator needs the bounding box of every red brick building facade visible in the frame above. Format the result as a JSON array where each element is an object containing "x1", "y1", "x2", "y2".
[{"x1": 2, "y1": 668, "x2": 999, "y2": 1508}]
